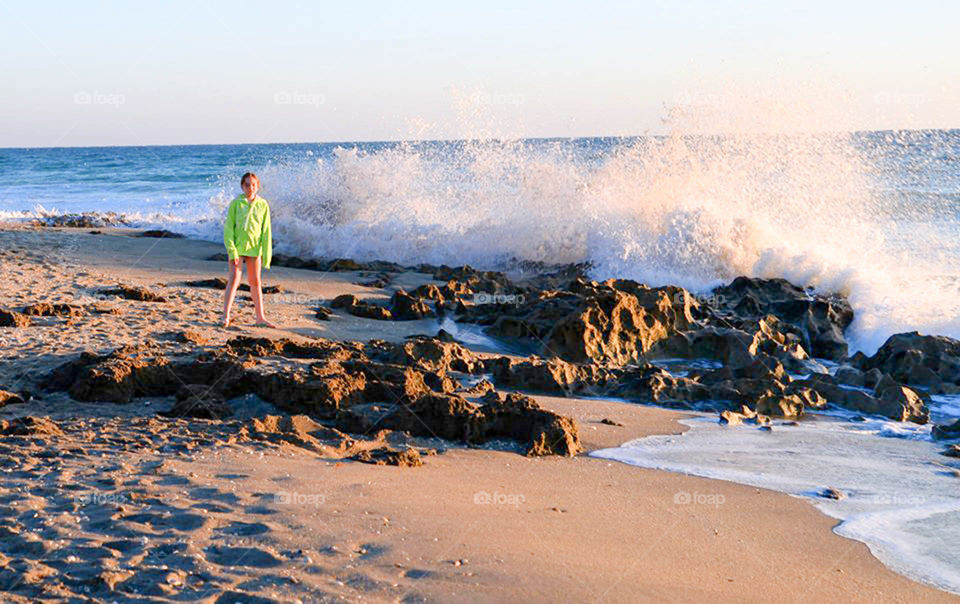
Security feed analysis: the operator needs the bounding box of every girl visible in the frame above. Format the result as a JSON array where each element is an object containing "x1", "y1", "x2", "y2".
[{"x1": 222, "y1": 172, "x2": 276, "y2": 328}]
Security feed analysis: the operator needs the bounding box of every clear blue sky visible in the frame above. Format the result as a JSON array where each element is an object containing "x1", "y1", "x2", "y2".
[{"x1": 2, "y1": 0, "x2": 958, "y2": 147}]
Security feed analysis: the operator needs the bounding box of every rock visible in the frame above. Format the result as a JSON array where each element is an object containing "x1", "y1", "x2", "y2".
[
  {"x1": 161, "y1": 385, "x2": 232, "y2": 419},
  {"x1": 933, "y1": 419, "x2": 960, "y2": 440},
  {"x1": 21, "y1": 302, "x2": 85, "y2": 318},
  {"x1": 754, "y1": 393, "x2": 807, "y2": 419},
  {"x1": 943, "y1": 445, "x2": 960, "y2": 458},
  {"x1": 481, "y1": 392, "x2": 583, "y2": 457},
  {"x1": 389, "y1": 289, "x2": 436, "y2": 320},
  {"x1": 140, "y1": 229, "x2": 184, "y2": 238},
  {"x1": 458, "y1": 279, "x2": 695, "y2": 366},
  {"x1": 540, "y1": 280, "x2": 697, "y2": 365},
  {"x1": 792, "y1": 373, "x2": 928, "y2": 424},
  {"x1": 0, "y1": 390, "x2": 26, "y2": 406},
  {"x1": 855, "y1": 332, "x2": 960, "y2": 388},
  {"x1": 184, "y1": 278, "x2": 282, "y2": 294},
  {"x1": 818, "y1": 487, "x2": 845, "y2": 500},
  {"x1": 100, "y1": 284, "x2": 168, "y2": 302},
  {"x1": 711, "y1": 277, "x2": 853, "y2": 360},
  {"x1": 487, "y1": 357, "x2": 614, "y2": 396},
  {"x1": 358, "y1": 272, "x2": 392, "y2": 288},
  {"x1": 29, "y1": 212, "x2": 128, "y2": 228},
  {"x1": 874, "y1": 382, "x2": 929, "y2": 424},
  {"x1": 330, "y1": 294, "x2": 392, "y2": 320},
  {"x1": 350, "y1": 447, "x2": 423, "y2": 467},
  {"x1": 177, "y1": 329, "x2": 208, "y2": 345},
  {"x1": 429, "y1": 265, "x2": 518, "y2": 294},
  {"x1": 0, "y1": 309, "x2": 31, "y2": 328},
  {"x1": 655, "y1": 327, "x2": 757, "y2": 368},
  {"x1": 314, "y1": 306, "x2": 333, "y2": 321},
  {"x1": 719, "y1": 410, "x2": 744, "y2": 425},
  {"x1": 411, "y1": 284, "x2": 447, "y2": 304},
  {"x1": 244, "y1": 414, "x2": 353, "y2": 454},
  {"x1": 45, "y1": 336, "x2": 584, "y2": 456},
  {"x1": 599, "y1": 418, "x2": 624, "y2": 426},
  {"x1": 46, "y1": 345, "x2": 177, "y2": 403},
  {"x1": 368, "y1": 336, "x2": 482, "y2": 374},
  {"x1": 0, "y1": 416, "x2": 63, "y2": 436},
  {"x1": 834, "y1": 365, "x2": 866, "y2": 387},
  {"x1": 435, "y1": 328, "x2": 456, "y2": 342},
  {"x1": 610, "y1": 365, "x2": 714, "y2": 408}
]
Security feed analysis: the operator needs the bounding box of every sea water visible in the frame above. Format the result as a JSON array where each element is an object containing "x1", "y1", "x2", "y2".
[
  {"x1": 592, "y1": 402, "x2": 960, "y2": 594},
  {"x1": 2, "y1": 130, "x2": 960, "y2": 355}
]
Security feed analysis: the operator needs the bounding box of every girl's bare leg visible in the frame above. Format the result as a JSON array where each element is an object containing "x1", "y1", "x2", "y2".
[
  {"x1": 222, "y1": 258, "x2": 243, "y2": 326},
  {"x1": 246, "y1": 256, "x2": 276, "y2": 327}
]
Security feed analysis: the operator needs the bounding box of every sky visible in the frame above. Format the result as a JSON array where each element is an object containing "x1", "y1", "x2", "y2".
[{"x1": 2, "y1": 0, "x2": 959, "y2": 147}]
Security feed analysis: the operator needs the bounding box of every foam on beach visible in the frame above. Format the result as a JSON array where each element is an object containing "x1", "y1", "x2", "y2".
[{"x1": 592, "y1": 412, "x2": 960, "y2": 594}]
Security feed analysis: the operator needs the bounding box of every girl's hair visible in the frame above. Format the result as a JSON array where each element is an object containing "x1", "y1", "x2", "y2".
[{"x1": 241, "y1": 172, "x2": 259, "y2": 186}]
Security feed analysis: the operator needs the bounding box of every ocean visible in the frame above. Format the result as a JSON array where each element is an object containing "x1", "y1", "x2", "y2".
[
  {"x1": 3, "y1": 131, "x2": 960, "y2": 355},
  {"x1": 3, "y1": 131, "x2": 960, "y2": 592}
]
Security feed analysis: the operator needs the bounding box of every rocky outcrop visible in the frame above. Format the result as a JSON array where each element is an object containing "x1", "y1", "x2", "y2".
[
  {"x1": 140, "y1": 230, "x2": 184, "y2": 238},
  {"x1": 933, "y1": 419, "x2": 960, "y2": 440},
  {"x1": 710, "y1": 277, "x2": 854, "y2": 360},
  {"x1": 0, "y1": 309, "x2": 31, "y2": 328},
  {"x1": 29, "y1": 212, "x2": 128, "y2": 228},
  {"x1": 100, "y1": 285, "x2": 167, "y2": 302},
  {"x1": 350, "y1": 446, "x2": 424, "y2": 467},
  {"x1": 458, "y1": 278, "x2": 697, "y2": 366},
  {"x1": 484, "y1": 356, "x2": 615, "y2": 396},
  {"x1": 791, "y1": 373, "x2": 928, "y2": 424},
  {"x1": 389, "y1": 289, "x2": 436, "y2": 320},
  {"x1": 46, "y1": 336, "x2": 583, "y2": 457},
  {"x1": 21, "y1": 302, "x2": 86, "y2": 319},
  {"x1": 330, "y1": 294, "x2": 392, "y2": 320},
  {"x1": 0, "y1": 416, "x2": 63, "y2": 436},
  {"x1": 207, "y1": 253, "x2": 405, "y2": 274},
  {"x1": 0, "y1": 390, "x2": 26, "y2": 406},
  {"x1": 853, "y1": 332, "x2": 960, "y2": 392},
  {"x1": 184, "y1": 278, "x2": 282, "y2": 294}
]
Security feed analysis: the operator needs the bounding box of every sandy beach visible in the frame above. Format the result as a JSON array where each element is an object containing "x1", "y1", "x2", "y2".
[{"x1": 0, "y1": 224, "x2": 954, "y2": 603}]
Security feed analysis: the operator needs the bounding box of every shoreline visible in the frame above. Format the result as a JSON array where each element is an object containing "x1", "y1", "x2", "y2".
[{"x1": 0, "y1": 223, "x2": 955, "y2": 601}]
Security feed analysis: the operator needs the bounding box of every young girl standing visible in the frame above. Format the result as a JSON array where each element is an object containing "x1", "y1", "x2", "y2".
[{"x1": 222, "y1": 172, "x2": 276, "y2": 328}]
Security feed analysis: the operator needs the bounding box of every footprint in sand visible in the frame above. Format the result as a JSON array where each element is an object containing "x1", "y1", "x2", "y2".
[
  {"x1": 205, "y1": 545, "x2": 283, "y2": 568},
  {"x1": 216, "y1": 521, "x2": 271, "y2": 536}
]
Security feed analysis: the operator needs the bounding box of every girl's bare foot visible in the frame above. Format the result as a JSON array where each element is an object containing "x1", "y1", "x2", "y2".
[
  {"x1": 254, "y1": 319, "x2": 277, "y2": 328},
  {"x1": 222, "y1": 316, "x2": 233, "y2": 328}
]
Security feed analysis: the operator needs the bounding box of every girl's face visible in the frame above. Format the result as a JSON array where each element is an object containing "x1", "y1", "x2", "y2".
[{"x1": 242, "y1": 177, "x2": 259, "y2": 199}]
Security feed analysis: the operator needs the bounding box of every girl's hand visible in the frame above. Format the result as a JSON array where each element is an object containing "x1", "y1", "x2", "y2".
[{"x1": 230, "y1": 258, "x2": 241, "y2": 268}]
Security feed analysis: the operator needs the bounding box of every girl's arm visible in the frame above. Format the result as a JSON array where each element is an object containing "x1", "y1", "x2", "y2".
[
  {"x1": 223, "y1": 199, "x2": 239, "y2": 260},
  {"x1": 261, "y1": 205, "x2": 272, "y2": 270}
]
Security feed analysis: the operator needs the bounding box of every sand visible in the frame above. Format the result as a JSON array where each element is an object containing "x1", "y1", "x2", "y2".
[{"x1": 0, "y1": 224, "x2": 954, "y2": 602}]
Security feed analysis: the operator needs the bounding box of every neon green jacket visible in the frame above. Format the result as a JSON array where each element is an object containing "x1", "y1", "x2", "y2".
[{"x1": 223, "y1": 194, "x2": 272, "y2": 269}]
